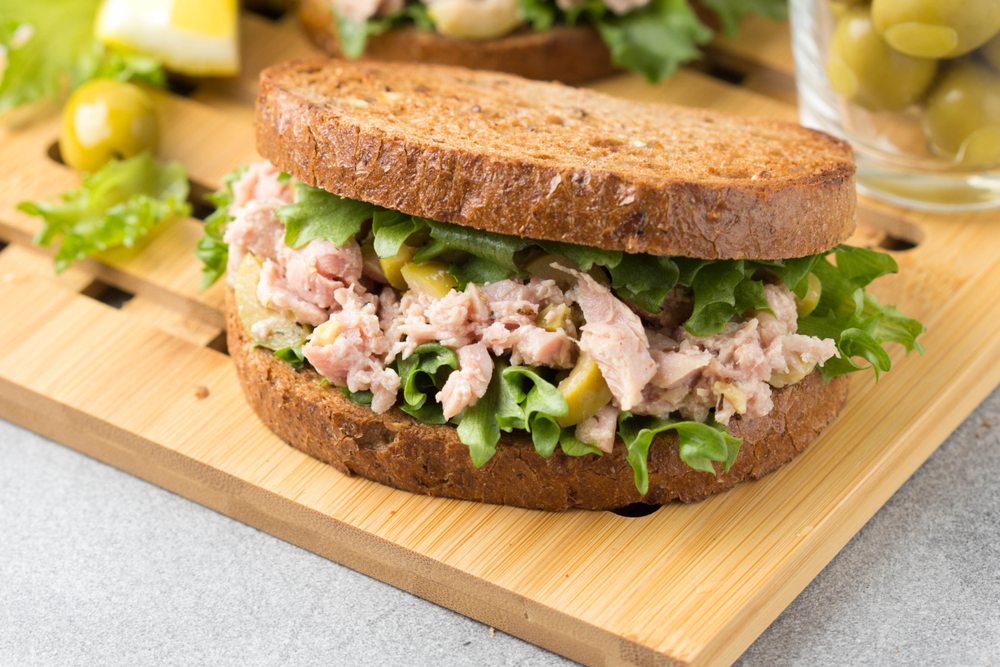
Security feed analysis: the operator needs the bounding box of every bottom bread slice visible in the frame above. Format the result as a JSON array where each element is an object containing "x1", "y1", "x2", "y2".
[
  {"x1": 227, "y1": 290, "x2": 850, "y2": 511},
  {"x1": 298, "y1": 0, "x2": 618, "y2": 84}
]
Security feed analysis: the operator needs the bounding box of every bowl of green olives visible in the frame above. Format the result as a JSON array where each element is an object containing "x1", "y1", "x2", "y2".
[{"x1": 790, "y1": 0, "x2": 1000, "y2": 210}]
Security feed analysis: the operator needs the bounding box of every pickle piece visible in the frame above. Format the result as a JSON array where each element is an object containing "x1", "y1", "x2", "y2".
[
  {"x1": 234, "y1": 253, "x2": 310, "y2": 351},
  {"x1": 379, "y1": 244, "x2": 414, "y2": 291},
  {"x1": 556, "y1": 352, "x2": 614, "y2": 428},
  {"x1": 537, "y1": 304, "x2": 571, "y2": 332},
  {"x1": 401, "y1": 260, "x2": 458, "y2": 298},
  {"x1": 769, "y1": 363, "x2": 816, "y2": 389},
  {"x1": 795, "y1": 273, "x2": 822, "y2": 317}
]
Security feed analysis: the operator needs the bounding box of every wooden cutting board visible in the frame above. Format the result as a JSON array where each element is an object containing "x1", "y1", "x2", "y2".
[{"x1": 2, "y1": 11, "x2": 998, "y2": 667}]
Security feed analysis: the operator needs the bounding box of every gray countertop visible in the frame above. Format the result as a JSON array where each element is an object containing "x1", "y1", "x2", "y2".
[{"x1": 2, "y1": 387, "x2": 998, "y2": 667}]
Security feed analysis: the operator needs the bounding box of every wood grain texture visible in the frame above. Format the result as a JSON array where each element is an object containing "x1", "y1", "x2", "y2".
[{"x1": 1, "y1": 13, "x2": 997, "y2": 667}]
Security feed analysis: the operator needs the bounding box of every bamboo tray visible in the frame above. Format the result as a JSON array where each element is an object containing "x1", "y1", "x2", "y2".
[{"x1": 2, "y1": 11, "x2": 998, "y2": 667}]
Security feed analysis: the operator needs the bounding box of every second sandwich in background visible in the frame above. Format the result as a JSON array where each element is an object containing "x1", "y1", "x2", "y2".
[{"x1": 299, "y1": 0, "x2": 787, "y2": 83}]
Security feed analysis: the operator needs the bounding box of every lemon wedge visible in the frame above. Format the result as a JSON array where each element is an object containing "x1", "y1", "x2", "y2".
[{"x1": 95, "y1": 0, "x2": 239, "y2": 77}]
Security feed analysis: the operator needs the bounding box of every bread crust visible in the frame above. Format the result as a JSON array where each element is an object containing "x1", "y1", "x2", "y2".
[
  {"x1": 298, "y1": 0, "x2": 618, "y2": 84},
  {"x1": 227, "y1": 289, "x2": 849, "y2": 511},
  {"x1": 256, "y1": 60, "x2": 857, "y2": 260}
]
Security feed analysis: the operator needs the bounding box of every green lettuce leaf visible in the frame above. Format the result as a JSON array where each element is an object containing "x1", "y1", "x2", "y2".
[
  {"x1": 194, "y1": 165, "x2": 245, "y2": 290},
  {"x1": 340, "y1": 387, "x2": 374, "y2": 406},
  {"x1": 618, "y1": 413, "x2": 742, "y2": 494},
  {"x1": 519, "y1": 0, "x2": 557, "y2": 30},
  {"x1": 79, "y1": 44, "x2": 167, "y2": 89},
  {"x1": 698, "y1": 0, "x2": 786, "y2": 37},
  {"x1": 413, "y1": 219, "x2": 528, "y2": 272},
  {"x1": 277, "y1": 183, "x2": 378, "y2": 249},
  {"x1": 538, "y1": 241, "x2": 622, "y2": 271},
  {"x1": 496, "y1": 366, "x2": 568, "y2": 458},
  {"x1": 559, "y1": 428, "x2": 603, "y2": 457},
  {"x1": 19, "y1": 152, "x2": 190, "y2": 273},
  {"x1": 395, "y1": 342, "x2": 459, "y2": 424},
  {"x1": 593, "y1": 0, "x2": 713, "y2": 83},
  {"x1": 797, "y1": 248, "x2": 924, "y2": 381},
  {"x1": 457, "y1": 358, "x2": 509, "y2": 467},
  {"x1": 372, "y1": 210, "x2": 426, "y2": 258},
  {"x1": 273, "y1": 344, "x2": 305, "y2": 369},
  {"x1": 0, "y1": 0, "x2": 100, "y2": 113}
]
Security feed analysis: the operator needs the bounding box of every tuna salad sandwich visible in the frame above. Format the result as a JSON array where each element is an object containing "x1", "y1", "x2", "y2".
[
  {"x1": 298, "y1": 0, "x2": 785, "y2": 84},
  {"x1": 197, "y1": 60, "x2": 924, "y2": 511}
]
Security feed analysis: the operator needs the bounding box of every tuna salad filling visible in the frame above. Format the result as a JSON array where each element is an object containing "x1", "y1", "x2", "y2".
[{"x1": 197, "y1": 163, "x2": 924, "y2": 494}]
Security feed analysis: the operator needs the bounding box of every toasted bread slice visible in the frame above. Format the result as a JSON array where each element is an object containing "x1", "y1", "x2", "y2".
[
  {"x1": 257, "y1": 60, "x2": 856, "y2": 260},
  {"x1": 298, "y1": 0, "x2": 618, "y2": 84},
  {"x1": 227, "y1": 289, "x2": 849, "y2": 511}
]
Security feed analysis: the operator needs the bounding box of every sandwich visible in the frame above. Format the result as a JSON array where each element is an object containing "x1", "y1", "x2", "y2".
[
  {"x1": 196, "y1": 60, "x2": 924, "y2": 511},
  {"x1": 297, "y1": 0, "x2": 786, "y2": 83}
]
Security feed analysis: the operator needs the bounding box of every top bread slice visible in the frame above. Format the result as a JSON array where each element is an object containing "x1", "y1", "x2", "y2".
[
  {"x1": 257, "y1": 60, "x2": 857, "y2": 260},
  {"x1": 298, "y1": 0, "x2": 618, "y2": 84}
]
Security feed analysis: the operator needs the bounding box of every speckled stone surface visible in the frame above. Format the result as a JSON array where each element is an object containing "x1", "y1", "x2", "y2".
[{"x1": 2, "y1": 387, "x2": 999, "y2": 667}]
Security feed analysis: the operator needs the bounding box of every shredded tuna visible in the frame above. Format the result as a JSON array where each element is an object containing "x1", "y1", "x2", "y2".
[
  {"x1": 257, "y1": 259, "x2": 330, "y2": 326},
  {"x1": 510, "y1": 326, "x2": 574, "y2": 369},
  {"x1": 569, "y1": 269, "x2": 655, "y2": 411},
  {"x1": 575, "y1": 404, "x2": 620, "y2": 454},
  {"x1": 231, "y1": 162, "x2": 293, "y2": 210},
  {"x1": 303, "y1": 287, "x2": 400, "y2": 414},
  {"x1": 229, "y1": 161, "x2": 842, "y2": 426},
  {"x1": 632, "y1": 283, "x2": 838, "y2": 425},
  {"x1": 436, "y1": 342, "x2": 494, "y2": 420},
  {"x1": 223, "y1": 199, "x2": 286, "y2": 284}
]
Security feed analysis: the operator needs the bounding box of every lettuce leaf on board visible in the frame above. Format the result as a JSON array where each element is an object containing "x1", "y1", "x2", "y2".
[
  {"x1": 194, "y1": 165, "x2": 245, "y2": 290},
  {"x1": 19, "y1": 152, "x2": 191, "y2": 273},
  {"x1": 0, "y1": 0, "x2": 101, "y2": 113}
]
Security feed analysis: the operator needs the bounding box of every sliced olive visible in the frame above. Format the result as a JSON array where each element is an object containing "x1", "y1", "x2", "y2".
[
  {"x1": 924, "y1": 61, "x2": 1000, "y2": 165},
  {"x1": 795, "y1": 273, "x2": 822, "y2": 317},
  {"x1": 234, "y1": 253, "x2": 311, "y2": 351},
  {"x1": 59, "y1": 79, "x2": 159, "y2": 173},
  {"x1": 536, "y1": 304, "x2": 571, "y2": 332},
  {"x1": 872, "y1": 0, "x2": 1000, "y2": 58},
  {"x1": 377, "y1": 243, "x2": 414, "y2": 291},
  {"x1": 556, "y1": 352, "x2": 614, "y2": 428},
  {"x1": 827, "y1": 7, "x2": 937, "y2": 112},
  {"x1": 400, "y1": 260, "x2": 457, "y2": 299}
]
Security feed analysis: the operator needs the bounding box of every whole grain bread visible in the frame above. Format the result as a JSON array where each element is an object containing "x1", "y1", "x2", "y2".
[
  {"x1": 227, "y1": 290, "x2": 849, "y2": 511},
  {"x1": 299, "y1": 0, "x2": 618, "y2": 84},
  {"x1": 257, "y1": 60, "x2": 857, "y2": 260}
]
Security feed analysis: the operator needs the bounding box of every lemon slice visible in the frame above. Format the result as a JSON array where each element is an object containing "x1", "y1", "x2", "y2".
[{"x1": 95, "y1": 0, "x2": 239, "y2": 77}]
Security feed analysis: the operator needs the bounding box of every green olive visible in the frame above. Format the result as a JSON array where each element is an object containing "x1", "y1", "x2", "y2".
[
  {"x1": 924, "y1": 60, "x2": 1000, "y2": 166},
  {"x1": 872, "y1": 0, "x2": 1000, "y2": 58},
  {"x1": 827, "y1": 7, "x2": 938, "y2": 112},
  {"x1": 59, "y1": 79, "x2": 159, "y2": 173},
  {"x1": 983, "y1": 33, "x2": 1000, "y2": 71}
]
